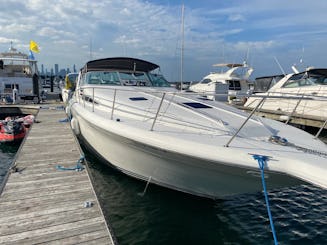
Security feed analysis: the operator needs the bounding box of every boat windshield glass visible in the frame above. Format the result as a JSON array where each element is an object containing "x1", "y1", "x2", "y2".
[
  {"x1": 282, "y1": 72, "x2": 317, "y2": 88},
  {"x1": 307, "y1": 69, "x2": 327, "y2": 85},
  {"x1": 283, "y1": 70, "x2": 327, "y2": 88},
  {"x1": 83, "y1": 71, "x2": 170, "y2": 87},
  {"x1": 147, "y1": 73, "x2": 170, "y2": 87},
  {"x1": 85, "y1": 71, "x2": 122, "y2": 85},
  {"x1": 119, "y1": 72, "x2": 152, "y2": 86}
]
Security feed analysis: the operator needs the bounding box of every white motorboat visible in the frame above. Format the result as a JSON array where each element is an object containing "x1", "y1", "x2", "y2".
[
  {"x1": 61, "y1": 72, "x2": 78, "y2": 104},
  {"x1": 244, "y1": 67, "x2": 327, "y2": 121},
  {"x1": 188, "y1": 62, "x2": 254, "y2": 103},
  {"x1": 69, "y1": 57, "x2": 327, "y2": 199},
  {"x1": 0, "y1": 43, "x2": 41, "y2": 103}
]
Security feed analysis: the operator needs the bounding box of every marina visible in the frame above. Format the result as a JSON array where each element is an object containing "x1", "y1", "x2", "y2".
[
  {"x1": 0, "y1": 104, "x2": 115, "y2": 244},
  {"x1": 1, "y1": 1, "x2": 327, "y2": 243}
]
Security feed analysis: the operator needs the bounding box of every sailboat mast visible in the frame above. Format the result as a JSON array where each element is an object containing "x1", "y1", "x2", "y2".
[{"x1": 180, "y1": 4, "x2": 185, "y2": 91}]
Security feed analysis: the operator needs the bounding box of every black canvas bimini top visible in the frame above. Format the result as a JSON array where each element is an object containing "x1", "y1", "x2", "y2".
[{"x1": 83, "y1": 57, "x2": 159, "y2": 73}]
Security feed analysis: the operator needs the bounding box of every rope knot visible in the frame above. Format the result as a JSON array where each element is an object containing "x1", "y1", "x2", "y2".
[{"x1": 252, "y1": 154, "x2": 269, "y2": 170}]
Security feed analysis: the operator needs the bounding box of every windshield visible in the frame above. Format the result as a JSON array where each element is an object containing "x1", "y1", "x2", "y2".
[
  {"x1": 83, "y1": 71, "x2": 170, "y2": 87},
  {"x1": 282, "y1": 71, "x2": 325, "y2": 88},
  {"x1": 147, "y1": 73, "x2": 170, "y2": 87}
]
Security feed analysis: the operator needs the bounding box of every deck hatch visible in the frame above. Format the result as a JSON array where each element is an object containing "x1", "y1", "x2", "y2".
[
  {"x1": 129, "y1": 97, "x2": 148, "y2": 101},
  {"x1": 182, "y1": 102, "x2": 212, "y2": 109}
]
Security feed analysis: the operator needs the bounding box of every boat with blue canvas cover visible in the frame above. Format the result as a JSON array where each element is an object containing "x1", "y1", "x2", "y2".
[{"x1": 68, "y1": 57, "x2": 327, "y2": 199}]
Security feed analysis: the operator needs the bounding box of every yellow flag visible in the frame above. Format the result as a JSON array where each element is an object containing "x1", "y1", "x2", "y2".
[{"x1": 30, "y1": 40, "x2": 40, "y2": 53}]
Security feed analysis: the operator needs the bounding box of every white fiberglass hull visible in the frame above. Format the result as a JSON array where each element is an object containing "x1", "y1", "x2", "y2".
[{"x1": 72, "y1": 104, "x2": 307, "y2": 198}]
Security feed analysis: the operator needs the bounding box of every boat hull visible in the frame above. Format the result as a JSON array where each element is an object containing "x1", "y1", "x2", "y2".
[{"x1": 72, "y1": 107, "x2": 304, "y2": 198}]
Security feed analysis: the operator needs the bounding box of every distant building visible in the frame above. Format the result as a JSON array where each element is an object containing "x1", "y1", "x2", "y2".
[
  {"x1": 58, "y1": 69, "x2": 67, "y2": 77},
  {"x1": 54, "y1": 64, "x2": 59, "y2": 75}
]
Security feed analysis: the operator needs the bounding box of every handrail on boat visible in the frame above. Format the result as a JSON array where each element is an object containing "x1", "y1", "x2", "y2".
[
  {"x1": 246, "y1": 92, "x2": 327, "y2": 138},
  {"x1": 111, "y1": 89, "x2": 117, "y2": 120},
  {"x1": 315, "y1": 119, "x2": 327, "y2": 139},
  {"x1": 76, "y1": 85, "x2": 327, "y2": 142},
  {"x1": 151, "y1": 92, "x2": 166, "y2": 131},
  {"x1": 225, "y1": 97, "x2": 266, "y2": 147},
  {"x1": 285, "y1": 94, "x2": 304, "y2": 125}
]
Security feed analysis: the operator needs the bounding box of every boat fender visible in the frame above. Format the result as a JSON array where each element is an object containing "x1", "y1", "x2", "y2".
[{"x1": 71, "y1": 117, "x2": 80, "y2": 135}]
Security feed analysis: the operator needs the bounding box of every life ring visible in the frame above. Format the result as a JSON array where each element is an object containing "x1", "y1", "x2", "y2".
[{"x1": 70, "y1": 117, "x2": 80, "y2": 135}]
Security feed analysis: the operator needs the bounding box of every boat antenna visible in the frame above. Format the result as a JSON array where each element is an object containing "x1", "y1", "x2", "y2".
[
  {"x1": 89, "y1": 37, "x2": 93, "y2": 60},
  {"x1": 180, "y1": 4, "x2": 185, "y2": 92},
  {"x1": 273, "y1": 56, "x2": 286, "y2": 76}
]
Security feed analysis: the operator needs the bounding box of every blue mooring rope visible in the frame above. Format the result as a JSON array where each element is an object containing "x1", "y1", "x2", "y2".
[
  {"x1": 56, "y1": 155, "x2": 85, "y2": 171},
  {"x1": 58, "y1": 118, "x2": 69, "y2": 123},
  {"x1": 252, "y1": 154, "x2": 278, "y2": 245}
]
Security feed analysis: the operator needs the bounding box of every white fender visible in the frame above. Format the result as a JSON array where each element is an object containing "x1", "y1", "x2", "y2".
[
  {"x1": 71, "y1": 117, "x2": 80, "y2": 135},
  {"x1": 65, "y1": 105, "x2": 70, "y2": 116}
]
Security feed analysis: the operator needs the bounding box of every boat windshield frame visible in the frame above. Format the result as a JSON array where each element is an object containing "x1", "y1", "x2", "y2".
[
  {"x1": 282, "y1": 69, "x2": 327, "y2": 88},
  {"x1": 80, "y1": 70, "x2": 170, "y2": 87}
]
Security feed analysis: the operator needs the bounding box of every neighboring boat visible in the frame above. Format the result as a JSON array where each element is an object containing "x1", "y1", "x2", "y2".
[
  {"x1": 188, "y1": 62, "x2": 254, "y2": 103},
  {"x1": 244, "y1": 67, "x2": 327, "y2": 120},
  {"x1": 0, "y1": 115, "x2": 34, "y2": 143},
  {"x1": 0, "y1": 43, "x2": 42, "y2": 103},
  {"x1": 69, "y1": 57, "x2": 327, "y2": 199},
  {"x1": 252, "y1": 74, "x2": 284, "y2": 93},
  {"x1": 61, "y1": 72, "x2": 78, "y2": 104}
]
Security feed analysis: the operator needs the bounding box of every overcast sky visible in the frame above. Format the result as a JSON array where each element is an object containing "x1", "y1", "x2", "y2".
[{"x1": 1, "y1": 0, "x2": 327, "y2": 81}]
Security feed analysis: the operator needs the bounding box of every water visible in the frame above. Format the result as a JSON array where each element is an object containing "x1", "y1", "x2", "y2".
[
  {"x1": 1, "y1": 136, "x2": 326, "y2": 245},
  {"x1": 85, "y1": 151, "x2": 327, "y2": 245},
  {"x1": 0, "y1": 143, "x2": 19, "y2": 185}
]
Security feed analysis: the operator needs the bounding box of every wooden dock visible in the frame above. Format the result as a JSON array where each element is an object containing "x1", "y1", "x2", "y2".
[{"x1": 0, "y1": 105, "x2": 115, "y2": 244}]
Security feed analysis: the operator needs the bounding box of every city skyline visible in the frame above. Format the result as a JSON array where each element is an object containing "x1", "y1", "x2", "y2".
[{"x1": 39, "y1": 63, "x2": 77, "y2": 77}]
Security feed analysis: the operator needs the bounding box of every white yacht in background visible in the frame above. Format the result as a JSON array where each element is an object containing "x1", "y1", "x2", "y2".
[
  {"x1": 69, "y1": 57, "x2": 327, "y2": 199},
  {"x1": 244, "y1": 67, "x2": 327, "y2": 120},
  {"x1": 0, "y1": 44, "x2": 41, "y2": 103},
  {"x1": 188, "y1": 62, "x2": 254, "y2": 102}
]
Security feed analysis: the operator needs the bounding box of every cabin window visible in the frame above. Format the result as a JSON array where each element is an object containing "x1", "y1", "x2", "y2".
[
  {"x1": 228, "y1": 80, "x2": 241, "y2": 90},
  {"x1": 129, "y1": 97, "x2": 148, "y2": 101},
  {"x1": 201, "y1": 78, "x2": 212, "y2": 84},
  {"x1": 182, "y1": 102, "x2": 212, "y2": 109},
  {"x1": 4, "y1": 84, "x2": 19, "y2": 93}
]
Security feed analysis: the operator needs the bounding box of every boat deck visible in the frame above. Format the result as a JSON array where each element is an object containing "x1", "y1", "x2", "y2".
[{"x1": 0, "y1": 105, "x2": 115, "y2": 244}]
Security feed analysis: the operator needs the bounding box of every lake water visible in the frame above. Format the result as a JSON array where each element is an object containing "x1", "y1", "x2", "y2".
[{"x1": 1, "y1": 133, "x2": 326, "y2": 244}]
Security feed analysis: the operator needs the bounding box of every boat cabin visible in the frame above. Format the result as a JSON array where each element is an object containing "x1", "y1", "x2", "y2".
[{"x1": 0, "y1": 48, "x2": 41, "y2": 103}]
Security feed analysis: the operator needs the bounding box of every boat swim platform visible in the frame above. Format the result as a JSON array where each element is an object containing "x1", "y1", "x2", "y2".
[{"x1": 0, "y1": 104, "x2": 115, "y2": 244}]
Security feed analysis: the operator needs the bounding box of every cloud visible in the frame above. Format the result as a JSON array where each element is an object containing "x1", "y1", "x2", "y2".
[
  {"x1": 0, "y1": 0, "x2": 327, "y2": 80},
  {"x1": 228, "y1": 14, "x2": 246, "y2": 22},
  {"x1": 0, "y1": 37, "x2": 19, "y2": 43}
]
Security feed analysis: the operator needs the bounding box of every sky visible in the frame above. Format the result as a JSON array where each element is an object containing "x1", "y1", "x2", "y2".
[{"x1": 1, "y1": 0, "x2": 327, "y2": 81}]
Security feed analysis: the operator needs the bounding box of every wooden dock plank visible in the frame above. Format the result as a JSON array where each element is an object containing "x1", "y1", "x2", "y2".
[{"x1": 0, "y1": 106, "x2": 115, "y2": 244}]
